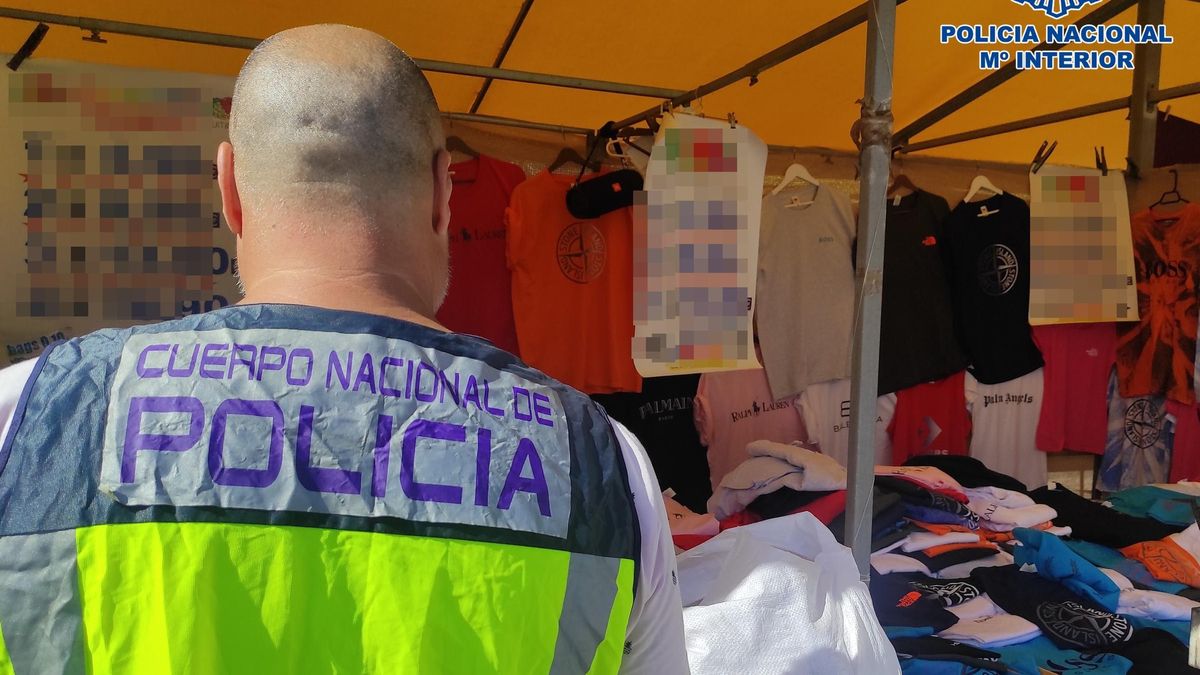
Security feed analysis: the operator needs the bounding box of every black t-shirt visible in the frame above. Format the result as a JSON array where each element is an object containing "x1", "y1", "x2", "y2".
[
  {"x1": 592, "y1": 375, "x2": 711, "y2": 512},
  {"x1": 944, "y1": 192, "x2": 1044, "y2": 384},
  {"x1": 1029, "y1": 483, "x2": 1183, "y2": 548},
  {"x1": 878, "y1": 190, "x2": 969, "y2": 394},
  {"x1": 972, "y1": 566, "x2": 1134, "y2": 650}
]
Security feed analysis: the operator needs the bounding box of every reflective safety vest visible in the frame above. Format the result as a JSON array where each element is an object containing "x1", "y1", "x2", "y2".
[{"x1": 0, "y1": 305, "x2": 640, "y2": 674}]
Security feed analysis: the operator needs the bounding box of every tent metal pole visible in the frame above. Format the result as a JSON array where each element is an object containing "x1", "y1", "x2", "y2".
[
  {"x1": 846, "y1": 0, "x2": 896, "y2": 580},
  {"x1": 892, "y1": 0, "x2": 1139, "y2": 148},
  {"x1": 468, "y1": 0, "x2": 536, "y2": 114},
  {"x1": 611, "y1": 0, "x2": 908, "y2": 132},
  {"x1": 442, "y1": 111, "x2": 591, "y2": 136},
  {"x1": 0, "y1": 6, "x2": 685, "y2": 100},
  {"x1": 1127, "y1": 0, "x2": 1165, "y2": 177},
  {"x1": 898, "y1": 79, "x2": 1200, "y2": 154}
]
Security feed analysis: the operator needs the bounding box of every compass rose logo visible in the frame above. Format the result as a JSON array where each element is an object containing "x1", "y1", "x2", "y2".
[
  {"x1": 977, "y1": 244, "x2": 1019, "y2": 296},
  {"x1": 556, "y1": 222, "x2": 607, "y2": 283},
  {"x1": 1124, "y1": 398, "x2": 1162, "y2": 449}
]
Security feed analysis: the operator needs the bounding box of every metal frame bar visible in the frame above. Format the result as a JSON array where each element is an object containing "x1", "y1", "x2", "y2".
[
  {"x1": 0, "y1": 6, "x2": 685, "y2": 100},
  {"x1": 442, "y1": 111, "x2": 591, "y2": 136},
  {"x1": 893, "y1": 0, "x2": 1139, "y2": 147},
  {"x1": 899, "y1": 80, "x2": 1200, "y2": 154},
  {"x1": 1127, "y1": 0, "x2": 1165, "y2": 175},
  {"x1": 846, "y1": 0, "x2": 896, "y2": 578},
  {"x1": 611, "y1": 0, "x2": 908, "y2": 132},
  {"x1": 468, "y1": 0, "x2": 536, "y2": 114}
]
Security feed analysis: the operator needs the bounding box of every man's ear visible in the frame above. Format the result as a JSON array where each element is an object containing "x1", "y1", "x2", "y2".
[
  {"x1": 216, "y1": 141, "x2": 243, "y2": 238},
  {"x1": 432, "y1": 148, "x2": 452, "y2": 236}
]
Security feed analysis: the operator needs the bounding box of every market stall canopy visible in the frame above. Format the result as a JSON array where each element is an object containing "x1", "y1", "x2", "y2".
[{"x1": 0, "y1": 0, "x2": 1197, "y2": 166}]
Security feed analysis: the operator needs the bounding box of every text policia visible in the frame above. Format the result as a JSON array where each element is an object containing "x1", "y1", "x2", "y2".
[{"x1": 940, "y1": 23, "x2": 1173, "y2": 71}]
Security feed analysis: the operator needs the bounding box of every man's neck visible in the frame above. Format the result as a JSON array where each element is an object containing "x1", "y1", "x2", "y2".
[{"x1": 240, "y1": 269, "x2": 446, "y2": 331}]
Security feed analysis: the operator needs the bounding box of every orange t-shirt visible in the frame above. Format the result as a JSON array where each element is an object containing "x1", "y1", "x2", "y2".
[
  {"x1": 506, "y1": 170, "x2": 641, "y2": 394},
  {"x1": 1116, "y1": 204, "x2": 1200, "y2": 404}
]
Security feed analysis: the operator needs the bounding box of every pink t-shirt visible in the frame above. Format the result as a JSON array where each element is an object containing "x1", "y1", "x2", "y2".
[
  {"x1": 694, "y1": 368, "x2": 806, "y2": 491},
  {"x1": 1168, "y1": 400, "x2": 1200, "y2": 482},
  {"x1": 1033, "y1": 323, "x2": 1116, "y2": 455}
]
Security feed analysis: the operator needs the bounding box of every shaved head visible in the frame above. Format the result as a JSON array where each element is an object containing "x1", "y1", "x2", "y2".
[
  {"x1": 231, "y1": 24, "x2": 443, "y2": 216},
  {"x1": 218, "y1": 24, "x2": 454, "y2": 321}
]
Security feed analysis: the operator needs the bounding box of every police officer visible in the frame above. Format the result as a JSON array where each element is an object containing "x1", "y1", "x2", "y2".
[{"x1": 0, "y1": 24, "x2": 688, "y2": 674}]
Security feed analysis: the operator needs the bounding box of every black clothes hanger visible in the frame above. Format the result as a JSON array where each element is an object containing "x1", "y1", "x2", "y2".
[
  {"x1": 445, "y1": 135, "x2": 479, "y2": 159},
  {"x1": 547, "y1": 146, "x2": 600, "y2": 174},
  {"x1": 1150, "y1": 169, "x2": 1190, "y2": 211}
]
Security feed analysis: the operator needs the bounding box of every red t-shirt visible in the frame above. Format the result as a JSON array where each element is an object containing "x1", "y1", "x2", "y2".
[
  {"x1": 1033, "y1": 323, "x2": 1116, "y2": 455},
  {"x1": 1116, "y1": 204, "x2": 1200, "y2": 404},
  {"x1": 1168, "y1": 399, "x2": 1200, "y2": 482},
  {"x1": 435, "y1": 155, "x2": 526, "y2": 355},
  {"x1": 888, "y1": 371, "x2": 972, "y2": 463}
]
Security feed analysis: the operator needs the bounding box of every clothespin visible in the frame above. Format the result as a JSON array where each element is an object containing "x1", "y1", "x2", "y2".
[
  {"x1": 727, "y1": 112, "x2": 738, "y2": 129},
  {"x1": 1094, "y1": 146, "x2": 1109, "y2": 176},
  {"x1": 1030, "y1": 140, "x2": 1057, "y2": 174}
]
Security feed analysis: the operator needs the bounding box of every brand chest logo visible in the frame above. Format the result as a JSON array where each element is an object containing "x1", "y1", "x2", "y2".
[
  {"x1": 556, "y1": 221, "x2": 607, "y2": 283},
  {"x1": 1012, "y1": 0, "x2": 1105, "y2": 20},
  {"x1": 1124, "y1": 398, "x2": 1162, "y2": 449},
  {"x1": 1036, "y1": 601, "x2": 1131, "y2": 647},
  {"x1": 977, "y1": 244, "x2": 1019, "y2": 296}
]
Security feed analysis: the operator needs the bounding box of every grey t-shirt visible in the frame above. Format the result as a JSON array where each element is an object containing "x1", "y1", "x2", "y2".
[{"x1": 757, "y1": 184, "x2": 856, "y2": 400}]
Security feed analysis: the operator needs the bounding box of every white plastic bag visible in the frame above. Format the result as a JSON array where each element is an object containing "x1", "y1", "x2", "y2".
[{"x1": 677, "y1": 512, "x2": 900, "y2": 675}]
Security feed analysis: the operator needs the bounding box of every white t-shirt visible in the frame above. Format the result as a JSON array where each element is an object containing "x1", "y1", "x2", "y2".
[
  {"x1": 798, "y1": 378, "x2": 896, "y2": 468},
  {"x1": 0, "y1": 356, "x2": 689, "y2": 674},
  {"x1": 965, "y1": 369, "x2": 1048, "y2": 490}
]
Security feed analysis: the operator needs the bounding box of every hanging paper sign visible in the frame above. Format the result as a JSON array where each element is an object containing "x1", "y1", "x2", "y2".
[
  {"x1": 632, "y1": 113, "x2": 767, "y2": 376},
  {"x1": 0, "y1": 59, "x2": 238, "y2": 347},
  {"x1": 1027, "y1": 166, "x2": 1138, "y2": 325}
]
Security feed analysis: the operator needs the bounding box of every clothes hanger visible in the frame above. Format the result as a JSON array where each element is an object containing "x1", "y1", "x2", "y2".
[
  {"x1": 888, "y1": 173, "x2": 919, "y2": 197},
  {"x1": 770, "y1": 162, "x2": 821, "y2": 196},
  {"x1": 964, "y1": 174, "x2": 1004, "y2": 203},
  {"x1": 547, "y1": 146, "x2": 600, "y2": 174},
  {"x1": 445, "y1": 135, "x2": 479, "y2": 159},
  {"x1": 1150, "y1": 169, "x2": 1190, "y2": 211}
]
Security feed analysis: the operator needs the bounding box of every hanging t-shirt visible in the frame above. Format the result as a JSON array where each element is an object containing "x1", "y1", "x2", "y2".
[
  {"x1": 436, "y1": 155, "x2": 526, "y2": 355},
  {"x1": 1099, "y1": 370, "x2": 1176, "y2": 492},
  {"x1": 965, "y1": 369, "x2": 1048, "y2": 490},
  {"x1": 757, "y1": 185, "x2": 855, "y2": 399},
  {"x1": 1116, "y1": 204, "x2": 1200, "y2": 404},
  {"x1": 1033, "y1": 323, "x2": 1117, "y2": 455},
  {"x1": 593, "y1": 375, "x2": 712, "y2": 513},
  {"x1": 889, "y1": 371, "x2": 972, "y2": 464},
  {"x1": 798, "y1": 378, "x2": 896, "y2": 467},
  {"x1": 1167, "y1": 399, "x2": 1200, "y2": 482},
  {"x1": 506, "y1": 170, "x2": 641, "y2": 394},
  {"x1": 694, "y1": 368, "x2": 806, "y2": 491},
  {"x1": 943, "y1": 193, "x2": 1044, "y2": 385},
  {"x1": 878, "y1": 190, "x2": 968, "y2": 395}
]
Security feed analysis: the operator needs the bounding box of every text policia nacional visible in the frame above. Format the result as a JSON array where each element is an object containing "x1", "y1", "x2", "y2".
[{"x1": 941, "y1": 23, "x2": 1173, "y2": 71}]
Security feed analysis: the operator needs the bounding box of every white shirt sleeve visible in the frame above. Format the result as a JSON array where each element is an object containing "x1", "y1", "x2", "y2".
[
  {"x1": 611, "y1": 419, "x2": 690, "y2": 675},
  {"x1": 0, "y1": 358, "x2": 38, "y2": 449}
]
